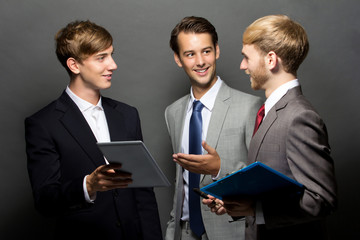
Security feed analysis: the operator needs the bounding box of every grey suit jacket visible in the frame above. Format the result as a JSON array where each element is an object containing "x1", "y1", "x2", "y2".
[
  {"x1": 164, "y1": 81, "x2": 262, "y2": 240},
  {"x1": 245, "y1": 86, "x2": 337, "y2": 240}
]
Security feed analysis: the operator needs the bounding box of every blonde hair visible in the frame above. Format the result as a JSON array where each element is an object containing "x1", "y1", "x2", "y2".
[
  {"x1": 55, "y1": 20, "x2": 113, "y2": 75},
  {"x1": 243, "y1": 15, "x2": 309, "y2": 75}
]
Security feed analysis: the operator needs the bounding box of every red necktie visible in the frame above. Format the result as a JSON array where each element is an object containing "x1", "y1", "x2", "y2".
[{"x1": 253, "y1": 104, "x2": 265, "y2": 136}]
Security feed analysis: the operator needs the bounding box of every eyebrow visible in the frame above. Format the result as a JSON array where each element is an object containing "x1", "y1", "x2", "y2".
[
  {"x1": 182, "y1": 46, "x2": 213, "y2": 55},
  {"x1": 95, "y1": 47, "x2": 115, "y2": 57},
  {"x1": 95, "y1": 53, "x2": 108, "y2": 57}
]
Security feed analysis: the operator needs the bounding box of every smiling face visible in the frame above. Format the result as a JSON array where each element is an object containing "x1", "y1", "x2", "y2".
[
  {"x1": 174, "y1": 32, "x2": 219, "y2": 98},
  {"x1": 71, "y1": 45, "x2": 117, "y2": 92},
  {"x1": 240, "y1": 44, "x2": 269, "y2": 90}
]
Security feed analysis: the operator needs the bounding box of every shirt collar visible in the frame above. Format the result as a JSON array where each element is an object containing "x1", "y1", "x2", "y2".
[
  {"x1": 187, "y1": 76, "x2": 223, "y2": 113},
  {"x1": 264, "y1": 79, "x2": 299, "y2": 117},
  {"x1": 65, "y1": 86, "x2": 103, "y2": 112}
]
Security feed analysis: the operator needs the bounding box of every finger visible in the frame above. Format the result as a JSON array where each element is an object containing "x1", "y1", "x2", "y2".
[
  {"x1": 202, "y1": 198, "x2": 214, "y2": 206},
  {"x1": 217, "y1": 199, "x2": 225, "y2": 206},
  {"x1": 216, "y1": 206, "x2": 227, "y2": 215},
  {"x1": 103, "y1": 178, "x2": 133, "y2": 189},
  {"x1": 104, "y1": 171, "x2": 132, "y2": 179},
  {"x1": 112, "y1": 178, "x2": 133, "y2": 185},
  {"x1": 202, "y1": 141, "x2": 215, "y2": 154},
  {"x1": 107, "y1": 163, "x2": 123, "y2": 170},
  {"x1": 174, "y1": 155, "x2": 198, "y2": 166},
  {"x1": 98, "y1": 163, "x2": 122, "y2": 173},
  {"x1": 175, "y1": 153, "x2": 193, "y2": 161}
]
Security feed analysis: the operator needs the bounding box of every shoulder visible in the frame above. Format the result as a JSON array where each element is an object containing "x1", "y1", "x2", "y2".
[
  {"x1": 165, "y1": 94, "x2": 189, "y2": 116},
  {"x1": 279, "y1": 95, "x2": 325, "y2": 130},
  {"x1": 228, "y1": 86, "x2": 262, "y2": 102},
  {"x1": 232, "y1": 88, "x2": 262, "y2": 104},
  {"x1": 221, "y1": 84, "x2": 263, "y2": 111},
  {"x1": 26, "y1": 98, "x2": 60, "y2": 123},
  {"x1": 102, "y1": 96, "x2": 138, "y2": 115},
  {"x1": 285, "y1": 94, "x2": 319, "y2": 116}
]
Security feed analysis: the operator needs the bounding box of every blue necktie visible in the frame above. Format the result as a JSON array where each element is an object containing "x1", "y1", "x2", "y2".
[{"x1": 188, "y1": 100, "x2": 205, "y2": 237}]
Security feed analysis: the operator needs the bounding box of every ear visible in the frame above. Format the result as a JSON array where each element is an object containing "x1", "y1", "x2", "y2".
[
  {"x1": 215, "y1": 44, "x2": 220, "y2": 60},
  {"x1": 174, "y1": 53, "x2": 183, "y2": 68},
  {"x1": 266, "y1": 51, "x2": 278, "y2": 71},
  {"x1": 66, "y1": 57, "x2": 81, "y2": 74}
]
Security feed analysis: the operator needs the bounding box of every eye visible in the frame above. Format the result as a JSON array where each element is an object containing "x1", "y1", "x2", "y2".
[
  {"x1": 96, "y1": 56, "x2": 105, "y2": 62},
  {"x1": 186, "y1": 53, "x2": 194, "y2": 57}
]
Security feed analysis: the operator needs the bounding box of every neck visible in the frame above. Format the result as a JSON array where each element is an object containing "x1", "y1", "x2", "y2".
[
  {"x1": 191, "y1": 77, "x2": 217, "y2": 99},
  {"x1": 69, "y1": 79, "x2": 100, "y2": 105},
  {"x1": 263, "y1": 72, "x2": 296, "y2": 98}
]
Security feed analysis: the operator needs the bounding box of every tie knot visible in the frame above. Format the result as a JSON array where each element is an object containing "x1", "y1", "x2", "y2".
[
  {"x1": 193, "y1": 100, "x2": 204, "y2": 112},
  {"x1": 258, "y1": 104, "x2": 265, "y2": 118}
]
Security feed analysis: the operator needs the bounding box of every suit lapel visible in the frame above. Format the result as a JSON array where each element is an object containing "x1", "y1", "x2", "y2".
[
  {"x1": 57, "y1": 92, "x2": 105, "y2": 167},
  {"x1": 102, "y1": 98, "x2": 128, "y2": 141},
  {"x1": 201, "y1": 83, "x2": 230, "y2": 182},
  {"x1": 174, "y1": 96, "x2": 189, "y2": 153},
  {"x1": 248, "y1": 107, "x2": 277, "y2": 164},
  {"x1": 248, "y1": 86, "x2": 302, "y2": 163},
  {"x1": 206, "y1": 83, "x2": 231, "y2": 150}
]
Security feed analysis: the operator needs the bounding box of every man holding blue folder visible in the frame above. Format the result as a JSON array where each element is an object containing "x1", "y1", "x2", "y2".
[{"x1": 201, "y1": 15, "x2": 337, "y2": 239}]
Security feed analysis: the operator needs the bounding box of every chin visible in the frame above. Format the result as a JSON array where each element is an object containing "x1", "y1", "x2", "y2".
[{"x1": 104, "y1": 82, "x2": 112, "y2": 88}]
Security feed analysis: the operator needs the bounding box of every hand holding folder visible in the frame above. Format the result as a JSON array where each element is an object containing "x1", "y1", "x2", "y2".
[{"x1": 200, "y1": 162, "x2": 304, "y2": 200}]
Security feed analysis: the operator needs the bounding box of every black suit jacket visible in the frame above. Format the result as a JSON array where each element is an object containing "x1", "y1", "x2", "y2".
[{"x1": 25, "y1": 91, "x2": 162, "y2": 240}]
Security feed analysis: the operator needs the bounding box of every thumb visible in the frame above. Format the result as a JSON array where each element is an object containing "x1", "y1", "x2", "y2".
[{"x1": 202, "y1": 141, "x2": 215, "y2": 154}]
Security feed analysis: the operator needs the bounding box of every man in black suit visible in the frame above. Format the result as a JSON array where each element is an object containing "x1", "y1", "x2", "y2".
[{"x1": 25, "y1": 20, "x2": 162, "y2": 240}]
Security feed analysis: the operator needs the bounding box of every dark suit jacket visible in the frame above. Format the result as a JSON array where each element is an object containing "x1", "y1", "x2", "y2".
[
  {"x1": 246, "y1": 86, "x2": 337, "y2": 240},
  {"x1": 25, "y1": 91, "x2": 162, "y2": 240}
]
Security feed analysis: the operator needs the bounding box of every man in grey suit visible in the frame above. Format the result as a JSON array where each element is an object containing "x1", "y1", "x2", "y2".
[
  {"x1": 164, "y1": 16, "x2": 262, "y2": 240},
  {"x1": 204, "y1": 15, "x2": 337, "y2": 240}
]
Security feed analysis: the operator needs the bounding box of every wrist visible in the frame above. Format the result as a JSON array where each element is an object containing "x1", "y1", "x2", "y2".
[{"x1": 86, "y1": 175, "x2": 95, "y2": 196}]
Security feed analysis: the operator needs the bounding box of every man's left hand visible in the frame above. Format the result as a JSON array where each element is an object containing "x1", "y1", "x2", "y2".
[{"x1": 173, "y1": 141, "x2": 220, "y2": 175}]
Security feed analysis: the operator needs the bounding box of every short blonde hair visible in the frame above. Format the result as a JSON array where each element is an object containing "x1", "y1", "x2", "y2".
[
  {"x1": 55, "y1": 20, "x2": 113, "y2": 75},
  {"x1": 243, "y1": 15, "x2": 309, "y2": 75}
]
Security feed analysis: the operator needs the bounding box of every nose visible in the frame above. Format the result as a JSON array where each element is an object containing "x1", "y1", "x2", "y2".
[
  {"x1": 195, "y1": 54, "x2": 205, "y2": 67},
  {"x1": 109, "y1": 57, "x2": 118, "y2": 71},
  {"x1": 240, "y1": 58, "x2": 247, "y2": 70}
]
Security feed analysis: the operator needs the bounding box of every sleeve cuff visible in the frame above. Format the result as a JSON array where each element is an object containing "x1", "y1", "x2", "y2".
[{"x1": 83, "y1": 175, "x2": 96, "y2": 203}]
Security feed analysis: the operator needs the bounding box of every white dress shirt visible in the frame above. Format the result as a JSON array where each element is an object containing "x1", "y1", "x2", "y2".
[
  {"x1": 180, "y1": 76, "x2": 223, "y2": 221},
  {"x1": 66, "y1": 87, "x2": 110, "y2": 202},
  {"x1": 263, "y1": 79, "x2": 300, "y2": 119}
]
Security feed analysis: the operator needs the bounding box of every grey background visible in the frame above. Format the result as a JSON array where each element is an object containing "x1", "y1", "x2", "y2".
[{"x1": 1, "y1": 0, "x2": 359, "y2": 239}]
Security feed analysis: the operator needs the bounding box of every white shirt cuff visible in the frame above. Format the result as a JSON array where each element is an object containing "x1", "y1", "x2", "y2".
[{"x1": 83, "y1": 175, "x2": 96, "y2": 203}]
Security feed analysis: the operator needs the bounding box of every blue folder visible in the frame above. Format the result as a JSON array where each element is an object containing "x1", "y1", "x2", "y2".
[{"x1": 200, "y1": 162, "x2": 304, "y2": 200}]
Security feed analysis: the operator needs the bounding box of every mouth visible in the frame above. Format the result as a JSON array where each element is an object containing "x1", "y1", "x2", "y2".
[
  {"x1": 194, "y1": 67, "x2": 209, "y2": 75},
  {"x1": 103, "y1": 74, "x2": 112, "y2": 80}
]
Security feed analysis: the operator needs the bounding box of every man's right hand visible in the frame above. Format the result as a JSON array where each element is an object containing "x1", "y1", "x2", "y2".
[{"x1": 86, "y1": 163, "x2": 133, "y2": 196}]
